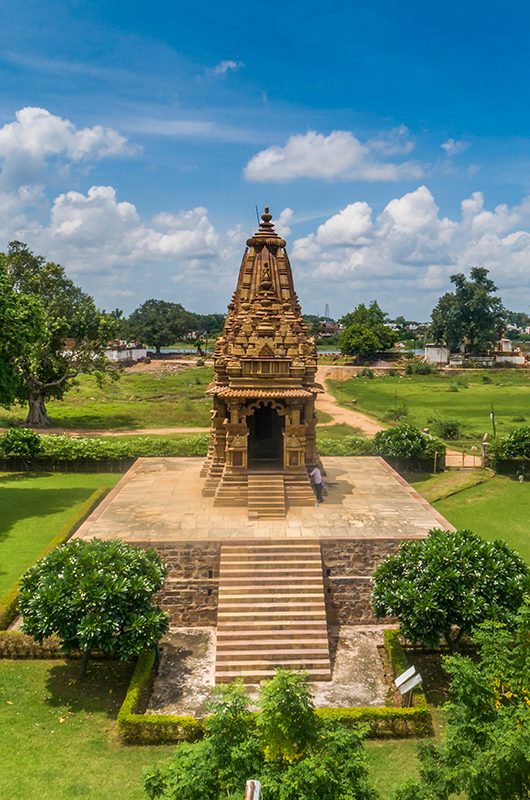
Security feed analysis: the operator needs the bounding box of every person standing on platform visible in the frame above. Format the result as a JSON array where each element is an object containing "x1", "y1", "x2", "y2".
[{"x1": 310, "y1": 465, "x2": 324, "y2": 503}]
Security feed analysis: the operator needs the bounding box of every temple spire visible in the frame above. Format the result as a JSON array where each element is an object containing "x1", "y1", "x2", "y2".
[{"x1": 246, "y1": 206, "x2": 286, "y2": 249}]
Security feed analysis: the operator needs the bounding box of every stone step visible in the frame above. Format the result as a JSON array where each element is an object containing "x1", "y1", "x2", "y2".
[
  {"x1": 219, "y1": 576, "x2": 323, "y2": 587},
  {"x1": 216, "y1": 631, "x2": 328, "y2": 642},
  {"x1": 220, "y1": 543, "x2": 320, "y2": 552},
  {"x1": 218, "y1": 610, "x2": 326, "y2": 621},
  {"x1": 215, "y1": 650, "x2": 329, "y2": 673},
  {"x1": 216, "y1": 639, "x2": 329, "y2": 650},
  {"x1": 217, "y1": 618, "x2": 329, "y2": 629},
  {"x1": 219, "y1": 589, "x2": 323, "y2": 598},
  {"x1": 220, "y1": 557, "x2": 322, "y2": 567},
  {"x1": 215, "y1": 667, "x2": 331, "y2": 683}
]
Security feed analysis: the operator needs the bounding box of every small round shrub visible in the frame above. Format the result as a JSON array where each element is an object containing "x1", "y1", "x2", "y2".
[
  {"x1": 373, "y1": 423, "x2": 445, "y2": 460},
  {"x1": 0, "y1": 427, "x2": 44, "y2": 459},
  {"x1": 433, "y1": 419, "x2": 461, "y2": 440}
]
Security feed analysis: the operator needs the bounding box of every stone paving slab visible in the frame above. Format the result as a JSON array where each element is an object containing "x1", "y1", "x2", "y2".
[
  {"x1": 74, "y1": 456, "x2": 453, "y2": 543},
  {"x1": 147, "y1": 625, "x2": 393, "y2": 715}
]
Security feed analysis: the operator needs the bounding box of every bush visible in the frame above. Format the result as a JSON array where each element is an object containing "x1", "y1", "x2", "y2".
[
  {"x1": 5, "y1": 433, "x2": 210, "y2": 462},
  {"x1": 0, "y1": 427, "x2": 44, "y2": 459},
  {"x1": 358, "y1": 367, "x2": 375, "y2": 379},
  {"x1": 373, "y1": 424, "x2": 446, "y2": 460},
  {"x1": 405, "y1": 362, "x2": 436, "y2": 375},
  {"x1": 489, "y1": 426, "x2": 530, "y2": 464},
  {"x1": 318, "y1": 436, "x2": 373, "y2": 456},
  {"x1": 19, "y1": 539, "x2": 168, "y2": 677},
  {"x1": 384, "y1": 404, "x2": 409, "y2": 422},
  {"x1": 372, "y1": 528, "x2": 529, "y2": 649},
  {"x1": 432, "y1": 419, "x2": 461, "y2": 440}
]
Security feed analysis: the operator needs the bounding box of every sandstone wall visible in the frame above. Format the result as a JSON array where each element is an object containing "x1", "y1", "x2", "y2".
[{"x1": 321, "y1": 539, "x2": 401, "y2": 625}]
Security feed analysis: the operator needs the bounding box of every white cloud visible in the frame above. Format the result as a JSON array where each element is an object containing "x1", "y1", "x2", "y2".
[
  {"x1": 441, "y1": 138, "x2": 470, "y2": 157},
  {"x1": 0, "y1": 107, "x2": 134, "y2": 163},
  {"x1": 0, "y1": 107, "x2": 136, "y2": 198},
  {"x1": 244, "y1": 129, "x2": 423, "y2": 183},
  {"x1": 207, "y1": 59, "x2": 244, "y2": 77},
  {"x1": 291, "y1": 186, "x2": 530, "y2": 312}
]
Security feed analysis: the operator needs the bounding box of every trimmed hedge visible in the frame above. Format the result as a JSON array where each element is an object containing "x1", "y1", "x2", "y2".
[
  {"x1": 0, "y1": 433, "x2": 209, "y2": 468},
  {"x1": 318, "y1": 436, "x2": 374, "y2": 456},
  {"x1": 117, "y1": 632, "x2": 432, "y2": 745},
  {"x1": 117, "y1": 650, "x2": 203, "y2": 744},
  {"x1": 0, "y1": 485, "x2": 109, "y2": 630}
]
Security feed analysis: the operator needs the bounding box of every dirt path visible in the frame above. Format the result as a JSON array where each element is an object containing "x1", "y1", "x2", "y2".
[{"x1": 316, "y1": 365, "x2": 477, "y2": 468}]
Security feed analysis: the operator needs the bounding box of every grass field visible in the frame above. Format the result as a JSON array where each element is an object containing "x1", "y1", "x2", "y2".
[
  {"x1": 0, "y1": 659, "x2": 173, "y2": 800},
  {"x1": 0, "y1": 367, "x2": 214, "y2": 430},
  {"x1": 0, "y1": 658, "x2": 423, "y2": 800},
  {"x1": 328, "y1": 369, "x2": 530, "y2": 448},
  {"x1": 0, "y1": 472, "x2": 120, "y2": 595},
  {"x1": 412, "y1": 469, "x2": 530, "y2": 564}
]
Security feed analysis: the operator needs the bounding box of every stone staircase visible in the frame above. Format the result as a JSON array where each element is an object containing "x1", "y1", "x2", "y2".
[
  {"x1": 213, "y1": 470, "x2": 248, "y2": 507},
  {"x1": 247, "y1": 473, "x2": 286, "y2": 519},
  {"x1": 284, "y1": 470, "x2": 316, "y2": 507},
  {"x1": 215, "y1": 541, "x2": 331, "y2": 684}
]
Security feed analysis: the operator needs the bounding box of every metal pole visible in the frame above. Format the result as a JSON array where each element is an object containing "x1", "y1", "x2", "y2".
[
  {"x1": 490, "y1": 403, "x2": 497, "y2": 438},
  {"x1": 245, "y1": 780, "x2": 261, "y2": 800}
]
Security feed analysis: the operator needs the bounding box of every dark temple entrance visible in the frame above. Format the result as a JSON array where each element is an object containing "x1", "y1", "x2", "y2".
[{"x1": 248, "y1": 405, "x2": 284, "y2": 466}]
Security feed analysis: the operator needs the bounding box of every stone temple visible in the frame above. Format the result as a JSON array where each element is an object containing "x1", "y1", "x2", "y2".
[
  {"x1": 202, "y1": 208, "x2": 320, "y2": 518},
  {"x1": 75, "y1": 207, "x2": 453, "y2": 692}
]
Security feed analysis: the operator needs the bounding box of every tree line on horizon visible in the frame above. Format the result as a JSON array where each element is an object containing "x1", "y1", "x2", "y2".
[{"x1": 1, "y1": 240, "x2": 528, "y2": 427}]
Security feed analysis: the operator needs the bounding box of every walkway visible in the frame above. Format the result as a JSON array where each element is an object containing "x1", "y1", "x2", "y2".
[{"x1": 316, "y1": 365, "x2": 477, "y2": 468}]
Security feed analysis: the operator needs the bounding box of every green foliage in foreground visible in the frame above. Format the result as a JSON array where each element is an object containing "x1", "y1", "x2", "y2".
[
  {"x1": 394, "y1": 602, "x2": 530, "y2": 800},
  {"x1": 372, "y1": 529, "x2": 528, "y2": 649},
  {"x1": 19, "y1": 539, "x2": 168, "y2": 675},
  {"x1": 144, "y1": 671, "x2": 378, "y2": 800}
]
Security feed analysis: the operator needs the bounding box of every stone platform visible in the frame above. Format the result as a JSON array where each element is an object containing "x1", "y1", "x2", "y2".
[{"x1": 74, "y1": 456, "x2": 452, "y2": 543}]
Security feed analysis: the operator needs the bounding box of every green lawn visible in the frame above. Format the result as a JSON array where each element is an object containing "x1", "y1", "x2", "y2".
[
  {"x1": 411, "y1": 469, "x2": 530, "y2": 564},
  {"x1": 0, "y1": 659, "x2": 172, "y2": 800},
  {"x1": 435, "y1": 475, "x2": 530, "y2": 564},
  {"x1": 0, "y1": 472, "x2": 120, "y2": 595},
  {"x1": 327, "y1": 370, "x2": 530, "y2": 448},
  {"x1": 0, "y1": 367, "x2": 214, "y2": 430},
  {"x1": 0, "y1": 658, "x2": 427, "y2": 800}
]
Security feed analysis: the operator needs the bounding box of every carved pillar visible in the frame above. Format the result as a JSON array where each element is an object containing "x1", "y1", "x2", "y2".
[{"x1": 225, "y1": 401, "x2": 248, "y2": 470}]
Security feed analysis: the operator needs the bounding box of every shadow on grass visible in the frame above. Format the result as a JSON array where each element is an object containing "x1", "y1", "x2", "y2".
[{"x1": 45, "y1": 659, "x2": 134, "y2": 716}]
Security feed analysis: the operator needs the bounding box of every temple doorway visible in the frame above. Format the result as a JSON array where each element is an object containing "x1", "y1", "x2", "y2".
[{"x1": 248, "y1": 404, "x2": 284, "y2": 467}]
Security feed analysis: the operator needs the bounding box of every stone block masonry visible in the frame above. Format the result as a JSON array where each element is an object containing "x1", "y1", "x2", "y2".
[
  {"x1": 322, "y1": 540, "x2": 401, "y2": 625},
  {"x1": 143, "y1": 538, "x2": 402, "y2": 629},
  {"x1": 133, "y1": 542, "x2": 220, "y2": 627}
]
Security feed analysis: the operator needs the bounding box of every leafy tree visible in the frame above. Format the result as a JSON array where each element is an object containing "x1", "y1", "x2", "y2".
[
  {"x1": 430, "y1": 267, "x2": 505, "y2": 354},
  {"x1": 393, "y1": 602, "x2": 530, "y2": 800},
  {"x1": 19, "y1": 538, "x2": 168, "y2": 678},
  {"x1": 257, "y1": 670, "x2": 318, "y2": 763},
  {"x1": 372, "y1": 529, "x2": 528, "y2": 650},
  {"x1": 0, "y1": 259, "x2": 45, "y2": 408},
  {"x1": 128, "y1": 298, "x2": 197, "y2": 353},
  {"x1": 339, "y1": 301, "x2": 398, "y2": 358},
  {"x1": 2, "y1": 241, "x2": 118, "y2": 427},
  {"x1": 144, "y1": 669, "x2": 378, "y2": 800}
]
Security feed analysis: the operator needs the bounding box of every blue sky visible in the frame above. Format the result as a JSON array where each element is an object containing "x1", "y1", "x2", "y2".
[{"x1": 1, "y1": 0, "x2": 530, "y2": 319}]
